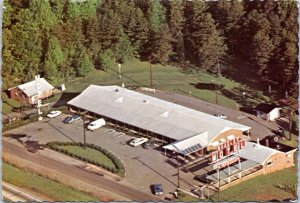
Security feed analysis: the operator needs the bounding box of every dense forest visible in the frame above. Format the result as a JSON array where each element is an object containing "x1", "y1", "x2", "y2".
[{"x1": 2, "y1": 0, "x2": 299, "y2": 98}]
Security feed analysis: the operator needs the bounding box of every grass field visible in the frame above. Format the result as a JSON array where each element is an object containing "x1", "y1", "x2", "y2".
[
  {"x1": 2, "y1": 97, "x2": 23, "y2": 114},
  {"x1": 2, "y1": 102, "x2": 13, "y2": 114},
  {"x1": 2, "y1": 162, "x2": 98, "y2": 201},
  {"x1": 56, "y1": 145, "x2": 117, "y2": 170},
  {"x1": 211, "y1": 166, "x2": 298, "y2": 202},
  {"x1": 65, "y1": 60, "x2": 270, "y2": 109}
]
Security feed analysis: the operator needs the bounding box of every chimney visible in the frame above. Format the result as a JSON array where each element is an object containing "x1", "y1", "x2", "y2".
[
  {"x1": 265, "y1": 139, "x2": 269, "y2": 147},
  {"x1": 257, "y1": 138, "x2": 260, "y2": 145}
]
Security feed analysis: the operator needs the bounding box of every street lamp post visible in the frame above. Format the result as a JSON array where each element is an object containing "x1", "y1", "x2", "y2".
[
  {"x1": 118, "y1": 63, "x2": 122, "y2": 79},
  {"x1": 242, "y1": 92, "x2": 246, "y2": 106},
  {"x1": 212, "y1": 80, "x2": 218, "y2": 105},
  {"x1": 149, "y1": 61, "x2": 153, "y2": 88}
]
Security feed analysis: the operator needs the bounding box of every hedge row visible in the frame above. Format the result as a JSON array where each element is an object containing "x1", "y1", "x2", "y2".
[{"x1": 47, "y1": 142, "x2": 125, "y2": 176}]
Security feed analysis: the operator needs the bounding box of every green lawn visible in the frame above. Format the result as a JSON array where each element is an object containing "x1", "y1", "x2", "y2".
[
  {"x1": 56, "y1": 145, "x2": 117, "y2": 170},
  {"x1": 211, "y1": 167, "x2": 298, "y2": 202},
  {"x1": 2, "y1": 102, "x2": 13, "y2": 114},
  {"x1": 3, "y1": 162, "x2": 98, "y2": 201},
  {"x1": 2, "y1": 97, "x2": 23, "y2": 114},
  {"x1": 65, "y1": 59, "x2": 270, "y2": 109}
]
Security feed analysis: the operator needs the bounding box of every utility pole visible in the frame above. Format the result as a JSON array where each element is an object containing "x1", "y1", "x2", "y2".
[
  {"x1": 217, "y1": 167, "x2": 220, "y2": 202},
  {"x1": 79, "y1": 111, "x2": 88, "y2": 148},
  {"x1": 177, "y1": 152, "x2": 180, "y2": 188},
  {"x1": 288, "y1": 102, "x2": 292, "y2": 141},
  {"x1": 149, "y1": 61, "x2": 153, "y2": 88}
]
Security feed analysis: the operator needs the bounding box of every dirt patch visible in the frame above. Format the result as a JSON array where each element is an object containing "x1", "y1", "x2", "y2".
[{"x1": 255, "y1": 193, "x2": 280, "y2": 201}]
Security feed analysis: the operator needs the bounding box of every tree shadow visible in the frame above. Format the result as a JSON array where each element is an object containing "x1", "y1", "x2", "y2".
[
  {"x1": 24, "y1": 140, "x2": 45, "y2": 153},
  {"x1": 190, "y1": 83, "x2": 225, "y2": 91},
  {"x1": 52, "y1": 92, "x2": 81, "y2": 108},
  {"x1": 3, "y1": 133, "x2": 45, "y2": 153}
]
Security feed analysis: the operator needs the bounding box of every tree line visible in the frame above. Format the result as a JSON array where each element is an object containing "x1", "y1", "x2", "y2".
[{"x1": 2, "y1": 0, "x2": 298, "y2": 98}]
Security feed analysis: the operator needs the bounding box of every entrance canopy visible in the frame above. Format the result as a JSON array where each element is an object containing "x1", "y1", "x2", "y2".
[{"x1": 163, "y1": 132, "x2": 209, "y2": 155}]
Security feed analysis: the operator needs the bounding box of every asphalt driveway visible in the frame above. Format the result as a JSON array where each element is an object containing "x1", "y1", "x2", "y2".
[{"x1": 3, "y1": 114, "x2": 199, "y2": 198}]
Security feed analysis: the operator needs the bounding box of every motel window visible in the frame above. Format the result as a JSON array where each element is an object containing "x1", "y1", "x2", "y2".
[{"x1": 266, "y1": 160, "x2": 273, "y2": 166}]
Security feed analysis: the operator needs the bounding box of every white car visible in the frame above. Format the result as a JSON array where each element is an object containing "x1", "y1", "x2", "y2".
[
  {"x1": 129, "y1": 137, "x2": 149, "y2": 147},
  {"x1": 87, "y1": 118, "x2": 106, "y2": 131},
  {"x1": 214, "y1": 113, "x2": 227, "y2": 119},
  {"x1": 47, "y1": 111, "x2": 62, "y2": 118}
]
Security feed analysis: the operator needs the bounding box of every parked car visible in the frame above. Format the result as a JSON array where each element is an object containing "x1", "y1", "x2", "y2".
[
  {"x1": 214, "y1": 113, "x2": 227, "y2": 119},
  {"x1": 142, "y1": 140, "x2": 164, "y2": 149},
  {"x1": 63, "y1": 114, "x2": 81, "y2": 124},
  {"x1": 194, "y1": 174, "x2": 213, "y2": 184},
  {"x1": 87, "y1": 118, "x2": 106, "y2": 131},
  {"x1": 129, "y1": 137, "x2": 149, "y2": 147},
  {"x1": 47, "y1": 111, "x2": 62, "y2": 118},
  {"x1": 151, "y1": 184, "x2": 163, "y2": 195}
]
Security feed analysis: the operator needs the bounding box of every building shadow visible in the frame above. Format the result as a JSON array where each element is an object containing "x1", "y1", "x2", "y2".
[
  {"x1": 52, "y1": 92, "x2": 81, "y2": 108},
  {"x1": 3, "y1": 133, "x2": 27, "y2": 145}
]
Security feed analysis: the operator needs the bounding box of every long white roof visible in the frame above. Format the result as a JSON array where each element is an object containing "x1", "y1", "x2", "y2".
[
  {"x1": 18, "y1": 78, "x2": 54, "y2": 97},
  {"x1": 68, "y1": 85, "x2": 250, "y2": 146}
]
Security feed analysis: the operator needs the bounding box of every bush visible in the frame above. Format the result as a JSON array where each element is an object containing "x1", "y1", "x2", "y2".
[{"x1": 46, "y1": 141, "x2": 125, "y2": 176}]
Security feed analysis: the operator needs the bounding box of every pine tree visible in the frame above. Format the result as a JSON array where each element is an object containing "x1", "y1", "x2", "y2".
[
  {"x1": 100, "y1": 49, "x2": 116, "y2": 70},
  {"x1": 185, "y1": 1, "x2": 226, "y2": 73},
  {"x1": 150, "y1": 24, "x2": 173, "y2": 65},
  {"x1": 147, "y1": 0, "x2": 166, "y2": 33},
  {"x1": 250, "y1": 30, "x2": 274, "y2": 78},
  {"x1": 115, "y1": 30, "x2": 136, "y2": 63},
  {"x1": 43, "y1": 37, "x2": 65, "y2": 84},
  {"x1": 212, "y1": 0, "x2": 245, "y2": 56},
  {"x1": 165, "y1": 0, "x2": 185, "y2": 61}
]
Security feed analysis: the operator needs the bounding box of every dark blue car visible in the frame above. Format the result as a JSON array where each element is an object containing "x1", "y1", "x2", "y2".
[
  {"x1": 152, "y1": 184, "x2": 163, "y2": 195},
  {"x1": 63, "y1": 115, "x2": 81, "y2": 124}
]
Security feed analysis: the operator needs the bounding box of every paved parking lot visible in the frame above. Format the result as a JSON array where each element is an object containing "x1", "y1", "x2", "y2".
[{"x1": 4, "y1": 114, "x2": 199, "y2": 197}]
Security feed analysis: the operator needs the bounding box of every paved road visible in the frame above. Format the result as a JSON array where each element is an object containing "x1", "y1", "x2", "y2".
[
  {"x1": 141, "y1": 89, "x2": 279, "y2": 140},
  {"x1": 3, "y1": 140, "x2": 162, "y2": 202}
]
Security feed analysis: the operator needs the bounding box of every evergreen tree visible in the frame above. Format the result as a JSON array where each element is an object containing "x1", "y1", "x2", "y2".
[
  {"x1": 115, "y1": 30, "x2": 136, "y2": 63},
  {"x1": 43, "y1": 37, "x2": 65, "y2": 84},
  {"x1": 150, "y1": 24, "x2": 173, "y2": 65},
  {"x1": 250, "y1": 30, "x2": 274, "y2": 78},
  {"x1": 185, "y1": 1, "x2": 226, "y2": 73},
  {"x1": 147, "y1": 0, "x2": 166, "y2": 33},
  {"x1": 100, "y1": 49, "x2": 116, "y2": 70},
  {"x1": 66, "y1": 0, "x2": 101, "y2": 20},
  {"x1": 165, "y1": 0, "x2": 185, "y2": 61},
  {"x1": 212, "y1": 0, "x2": 245, "y2": 56}
]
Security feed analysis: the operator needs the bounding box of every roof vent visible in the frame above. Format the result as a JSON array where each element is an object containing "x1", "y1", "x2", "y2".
[
  {"x1": 115, "y1": 88, "x2": 119, "y2": 92},
  {"x1": 160, "y1": 111, "x2": 169, "y2": 118},
  {"x1": 143, "y1": 99, "x2": 149, "y2": 104},
  {"x1": 114, "y1": 97, "x2": 123, "y2": 103}
]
